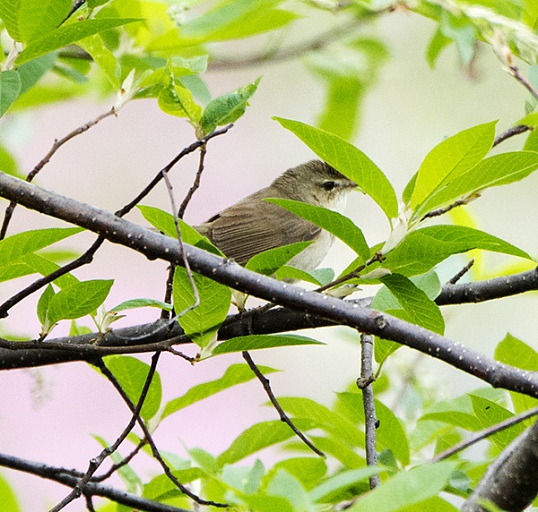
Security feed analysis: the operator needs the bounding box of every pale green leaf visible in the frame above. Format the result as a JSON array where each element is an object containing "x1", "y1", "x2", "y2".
[
  {"x1": 37, "y1": 284, "x2": 55, "y2": 326},
  {"x1": 109, "y1": 298, "x2": 172, "y2": 312},
  {"x1": 274, "y1": 117, "x2": 398, "y2": 221},
  {"x1": 0, "y1": 473, "x2": 20, "y2": 512},
  {"x1": 310, "y1": 467, "x2": 384, "y2": 503},
  {"x1": 104, "y1": 355, "x2": 162, "y2": 421},
  {"x1": 158, "y1": 81, "x2": 202, "y2": 123},
  {"x1": 212, "y1": 334, "x2": 325, "y2": 355},
  {"x1": 347, "y1": 462, "x2": 458, "y2": 512},
  {"x1": 162, "y1": 363, "x2": 279, "y2": 419},
  {"x1": 495, "y1": 333, "x2": 538, "y2": 371},
  {"x1": 0, "y1": 71, "x2": 22, "y2": 117},
  {"x1": 410, "y1": 121, "x2": 496, "y2": 209}
]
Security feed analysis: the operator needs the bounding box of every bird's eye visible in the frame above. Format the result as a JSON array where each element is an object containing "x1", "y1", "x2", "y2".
[{"x1": 322, "y1": 181, "x2": 336, "y2": 191}]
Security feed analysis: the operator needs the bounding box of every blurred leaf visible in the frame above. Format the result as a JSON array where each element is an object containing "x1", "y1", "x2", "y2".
[
  {"x1": 381, "y1": 225, "x2": 531, "y2": 276},
  {"x1": 426, "y1": 28, "x2": 451, "y2": 68},
  {"x1": 200, "y1": 77, "x2": 260, "y2": 135},
  {"x1": 162, "y1": 363, "x2": 279, "y2": 419},
  {"x1": 0, "y1": 71, "x2": 22, "y2": 117},
  {"x1": 173, "y1": 266, "x2": 231, "y2": 348},
  {"x1": 0, "y1": 473, "x2": 20, "y2": 512},
  {"x1": 213, "y1": 334, "x2": 325, "y2": 355},
  {"x1": 347, "y1": 461, "x2": 458, "y2": 511},
  {"x1": 104, "y1": 355, "x2": 162, "y2": 421},
  {"x1": 17, "y1": 53, "x2": 57, "y2": 96},
  {"x1": 274, "y1": 117, "x2": 398, "y2": 221},
  {"x1": 439, "y1": 10, "x2": 476, "y2": 65},
  {"x1": 267, "y1": 198, "x2": 370, "y2": 262},
  {"x1": 266, "y1": 470, "x2": 309, "y2": 511},
  {"x1": 47, "y1": 279, "x2": 113, "y2": 325},
  {"x1": 17, "y1": 18, "x2": 143, "y2": 64},
  {"x1": 310, "y1": 467, "x2": 383, "y2": 503}
]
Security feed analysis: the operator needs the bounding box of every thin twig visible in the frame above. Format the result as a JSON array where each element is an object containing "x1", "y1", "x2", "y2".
[
  {"x1": 92, "y1": 438, "x2": 148, "y2": 483},
  {"x1": 178, "y1": 145, "x2": 207, "y2": 218},
  {"x1": 98, "y1": 354, "x2": 228, "y2": 508},
  {"x1": 508, "y1": 64, "x2": 538, "y2": 101},
  {"x1": 0, "y1": 107, "x2": 116, "y2": 240},
  {"x1": 421, "y1": 199, "x2": 468, "y2": 220},
  {"x1": 493, "y1": 124, "x2": 532, "y2": 147},
  {"x1": 50, "y1": 353, "x2": 159, "y2": 511},
  {"x1": 448, "y1": 259, "x2": 475, "y2": 285},
  {"x1": 357, "y1": 333, "x2": 380, "y2": 489},
  {"x1": 242, "y1": 350, "x2": 325, "y2": 457},
  {"x1": 433, "y1": 404, "x2": 538, "y2": 462},
  {"x1": 316, "y1": 253, "x2": 384, "y2": 292}
]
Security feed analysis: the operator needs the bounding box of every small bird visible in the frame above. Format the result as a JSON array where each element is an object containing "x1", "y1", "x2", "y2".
[{"x1": 194, "y1": 160, "x2": 356, "y2": 272}]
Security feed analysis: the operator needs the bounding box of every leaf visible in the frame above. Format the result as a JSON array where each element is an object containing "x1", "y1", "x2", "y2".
[
  {"x1": 16, "y1": 53, "x2": 57, "y2": 96},
  {"x1": 103, "y1": 356, "x2": 162, "y2": 421},
  {"x1": 0, "y1": 0, "x2": 71, "y2": 43},
  {"x1": 217, "y1": 419, "x2": 316, "y2": 466},
  {"x1": 0, "y1": 71, "x2": 22, "y2": 117},
  {"x1": 47, "y1": 279, "x2": 113, "y2": 325},
  {"x1": 417, "y1": 151, "x2": 538, "y2": 218},
  {"x1": 267, "y1": 198, "x2": 370, "y2": 262},
  {"x1": 310, "y1": 467, "x2": 384, "y2": 503},
  {"x1": 158, "y1": 79, "x2": 202, "y2": 124},
  {"x1": 200, "y1": 77, "x2": 260, "y2": 135},
  {"x1": 245, "y1": 241, "x2": 313, "y2": 275},
  {"x1": 37, "y1": 284, "x2": 55, "y2": 327},
  {"x1": 274, "y1": 117, "x2": 398, "y2": 221},
  {"x1": 347, "y1": 462, "x2": 458, "y2": 512},
  {"x1": 173, "y1": 266, "x2": 231, "y2": 348},
  {"x1": 375, "y1": 399, "x2": 411, "y2": 466},
  {"x1": 162, "y1": 363, "x2": 279, "y2": 419},
  {"x1": 379, "y1": 274, "x2": 445, "y2": 334},
  {"x1": 410, "y1": 121, "x2": 496, "y2": 209},
  {"x1": 381, "y1": 225, "x2": 531, "y2": 276},
  {"x1": 495, "y1": 333, "x2": 538, "y2": 371},
  {"x1": 17, "y1": 18, "x2": 143, "y2": 65},
  {"x1": 0, "y1": 227, "x2": 82, "y2": 266},
  {"x1": 267, "y1": 470, "x2": 309, "y2": 511},
  {"x1": 109, "y1": 298, "x2": 172, "y2": 313},
  {"x1": 0, "y1": 473, "x2": 20, "y2": 512},
  {"x1": 212, "y1": 334, "x2": 325, "y2": 355}
]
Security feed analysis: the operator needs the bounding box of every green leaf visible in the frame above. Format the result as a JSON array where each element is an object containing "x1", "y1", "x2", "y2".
[
  {"x1": 37, "y1": 284, "x2": 55, "y2": 326},
  {"x1": 173, "y1": 266, "x2": 231, "y2": 348},
  {"x1": 241, "y1": 495, "x2": 294, "y2": 512},
  {"x1": 426, "y1": 28, "x2": 451, "y2": 68},
  {"x1": 47, "y1": 279, "x2": 113, "y2": 325},
  {"x1": 0, "y1": 473, "x2": 20, "y2": 512},
  {"x1": 266, "y1": 470, "x2": 309, "y2": 511},
  {"x1": 277, "y1": 397, "x2": 364, "y2": 447},
  {"x1": 103, "y1": 355, "x2": 162, "y2": 421},
  {"x1": 439, "y1": 10, "x2": 476, "y2": 65},
  {"x1": 274, "y1": 117, "x2": 398, "y2": 221},
  {"x1": 109, "y1": 298, "x2": 172, "y2": 313},
  {"x1": 379, "y1": 274, "x2": 445, "y2": 334},
  {"x1": 16, "y1": 53, "x2": 57, "y2": 96},
  {"x1": 217, "y1": 419, "x2": 316, "y2": 466},
  {"x1": 0, "y1": 0, "x2": 71, "y2": 43},
  {"x1": 495, "y1": 333, "x2": 538, "y2": 371},
  {"x1": 0, "y1": 227, "x2": 82, "y2": 266},
  {"x1": 417, "y1": 151, "x2": 538, "y2": 218},
  {"x1": 410, "y1": 122, "x2": 496, "y2": 210},
  {"x1": 347, "y1": 461, "x2": 458, "y2": 512},
  {"x1": 375, "y1": 399, "x2": 410, "y2": 466},
  {"x1": 245, "y1": 241, "x2": 313, "y2": 275},
  {"x1": 420, "y1": 395, "x2": 481, "y2": 431},
  {"x1": 310, "y1": 467, "x2": 384, "y2": 503},
  {"x1": 17, "y1": 18, "x2": 143, "y2": 64},
  {"x1": 158, "y1": 79, "x2": 202, "y2": 124},
  {"x1": 162, "y1": 363, "x2": 278, "y2": 419},
  {"x1": 212, "y1": 334, "x2": 325, "y2": 355},
  {"x1": 381, "y1": 225, "x2": 531, "y2": 276},
  {"x1": 22, "y1": 252, "x2": 79, "y2": 289},
  {"x1": 0, "y1": 71, "x2": 22, "y2": 117},
  {"x1": 272, "y1": 457, "x2": 327, "y2": 487},
  {"x1": 267, "y1": 198, "x2": 370, "y2": 262},
  {"x1": 200, "y1": 77, "x2": 260, "y2": 135}
]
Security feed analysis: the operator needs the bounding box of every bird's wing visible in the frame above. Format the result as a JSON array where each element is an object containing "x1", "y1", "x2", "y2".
[{"x1": 196, "y1": 195, "x2": 321, "y2": 265}]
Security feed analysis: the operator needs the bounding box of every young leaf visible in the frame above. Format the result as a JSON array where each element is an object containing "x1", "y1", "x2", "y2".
[
  {"x1": 212, "y1": 334, "x2": 325, "y2": 355},
  {"x1": 173, "y1": 266, "x2": 231, "y2": 348},
  {"x1": 0, "y1": 71, "x2": 22, "y2": 117},
  {"x1": 103, "y1": 355, "x2": 162, "y2": 421},
  {"x1": 274, "y1": 266, "x2": 334, "y2": 286},
  {"x1": 347, "y1": 461, "x2": 458, "y2": 512},
  {"x1": 310, "y1": 467, "x2": 384, "y2": 503},
  {"x1": 200, "y1": 77, "x2": 260, "y2": 135},
  {"x1": 410, "y1": 121, "x2": 496, "y2": 209},
  {"x1": 37, "y1": 284, "x2": 55, "y2": 327},
  {"x1": 381, "y1": 225, "x2": 531, "y2": 276},
  {"x1": 245, "y1": 241, "x2": 313, "y2": 275},
  {"x1": 379, "y1": 274, "x2": 445, "y2": 334},
  {"x1": 17, "y1": 18, "x2": 143, "y2": 65},
  {"x1": 266, "y1": 198, "x2": 370, "y2": 262},
  {"x1": 162, "y1": 363, "x2": 279, "y2": 419},
  {"x1": 46, "y1": 279, "x2": 113, "y2": 325},
  {"x1": 158, "y1": 79, "x2": 202, "y2": 124},
  {"x1": 109, "y1": 298, "x2": 172, "y2": 313},
  {"x1": 274, "y1": 117, "x2": 398, "y2": 221},
  {"x1": 416, "y1": 151, "x2": 538, "y2": 218},
  {"x1": 0, "y1": 227, "x2": 82, "y2": 266}
]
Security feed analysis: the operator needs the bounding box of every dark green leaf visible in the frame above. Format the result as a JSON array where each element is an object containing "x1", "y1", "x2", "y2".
[{"x1": 246, "y1": 241, "x2": 313, "y2": 275}]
